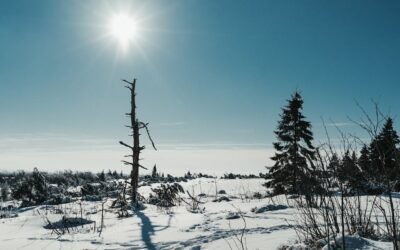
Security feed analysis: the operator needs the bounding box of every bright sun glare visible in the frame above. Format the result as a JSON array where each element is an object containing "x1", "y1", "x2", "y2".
[{"x1": 108, "y1": 13, "x2": 138, "y2": 51}]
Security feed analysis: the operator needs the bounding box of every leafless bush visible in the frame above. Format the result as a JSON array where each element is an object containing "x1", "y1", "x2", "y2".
[
  {"x1": 39, "y1": 205, "x2": 96, "y2": 235},
  {"x1": 291, "y1": 103, "x2": 400, "y2": 249},
  {"x1": 182, "y1": 186, "x2": 205, "y2": 213},
  {"x1": 224, "y1": 205, "x2": 248, "y2": 250}
]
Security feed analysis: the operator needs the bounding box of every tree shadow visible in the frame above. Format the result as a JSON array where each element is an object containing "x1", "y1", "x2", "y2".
[{"x1": 136, "y1": 211, "x2": 156, "y2": 250}]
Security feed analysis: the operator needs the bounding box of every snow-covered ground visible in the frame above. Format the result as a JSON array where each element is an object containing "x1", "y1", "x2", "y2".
[{"x1": 0, "y1": 178, "x2": 394, "y2": 249}]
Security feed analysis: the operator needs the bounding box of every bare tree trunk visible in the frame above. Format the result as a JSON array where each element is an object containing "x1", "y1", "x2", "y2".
[
  {"x1": 340, "y1": 183, "x2": 346, "y2": 250},
  {"x1": 388, "y1": 191, "x2": 398, "y2": 250},
  {"x1": 80, "y1": 202, "x2": 83, "y2": 228},
  {"x1": 120, "y1": 78, "x2": 156, "y2": 206},
  {"x1": 130, "y1": 79, "x2": 139, "y2": 204},
  {"x1": 99, "y1": 200, "x2": 105, "y2": 236},
  {"x1": 125, "y1": 79, "x2": 140, "y2": 204},
  {"x1": 357, "y1": 190, "x2": 362, "y2": 230}
]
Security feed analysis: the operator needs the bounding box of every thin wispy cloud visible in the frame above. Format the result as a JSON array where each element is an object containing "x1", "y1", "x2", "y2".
[
  {"x1": 0, "y1": 133, "x2": 272, "y2": 154},
  {"x1": 159, "y1": 121, "x2": 185, "y2": 127},
  {"x1": 157, "y1": 142, "x2": 272, "y2": 150},
  {"x1": 325, "y1": 122, "x2": 354, "y2": 127},
  {"x1": 238, "y1": 129, "x2": 255, "y2": 134},
  {"x1": 0, "y1": 134, "x2": 119, "y2": 153}
]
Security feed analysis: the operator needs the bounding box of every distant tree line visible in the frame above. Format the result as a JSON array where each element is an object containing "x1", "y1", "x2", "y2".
[
  {"x1": 0, "y1": 169, "x2": 125, "y2": 206},
  {"x1": 221, "y1": 173, "x2": 262, "y2": 179},
  {"x1": 0, "y1": 166, "x2": 215, "y2": 207}
]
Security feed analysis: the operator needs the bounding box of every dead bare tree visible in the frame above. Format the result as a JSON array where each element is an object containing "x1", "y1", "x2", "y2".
[
  {"x1": 183, "y1": 188, "x2": 206, "y2": 213},
  {"x1": 98, "y1": 199, "x2": 106, "y2": 236},
  {"x1": 120, "y1": 78, "x2": 157, "y2": 206}
]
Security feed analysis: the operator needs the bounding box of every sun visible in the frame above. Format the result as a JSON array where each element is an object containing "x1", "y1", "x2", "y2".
[{"x1": 108, "y1": 13, "x2": 138, "y2": 51}]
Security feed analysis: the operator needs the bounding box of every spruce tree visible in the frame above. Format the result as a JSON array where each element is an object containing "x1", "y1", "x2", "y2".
[
  {"x1": 30, "y1": 168, "x2": 48, "y2": 204},
  {"x1": 358, "y1": 145, "x2": 371, "y2": 176},
  {"x1": 1, "y1": 182, "x2": 8, "y2": 201},
  {"x1": 369, "y1": 118, "x2": 400, "y2": 186},
  {"x1": 358, "y1": 145, "x2": 371, "y2": 190},
  {"x1": 152, "y1": 165, "x2": 158, "y2": 178},
  {"x1": 327, "y1": 153, "x2": 340, "y2": 186},
  {"x1": 266, "y1": 92, "x2": 316, "y2": 195},
  {"x1": 98, "y1": 170, "x2": 106, "y2": 182},
  {"x1": 112, "y1": 170, "x2": 118, "y2": 178},
  {"x1": 338, "y1": 151, "x2": 361, "y2": 192}
]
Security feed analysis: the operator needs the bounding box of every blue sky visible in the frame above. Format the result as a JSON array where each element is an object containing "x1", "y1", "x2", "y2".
[{"x1": 0, "y1": 0, "x2": 399, "y2": 174}]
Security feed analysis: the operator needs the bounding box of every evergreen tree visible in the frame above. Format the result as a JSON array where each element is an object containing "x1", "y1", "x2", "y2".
[
  {"x1": 1, "y1": 182, "x2": 9, "y2": 201},
  {"x1": 358, "y1": 145, "x2": 371, "y2": 176},
  {"x1": 152, "y1": 165, "x2": 158, "y2": 178},
  {"x1": 337, "y1": 151, "x2": 361, "y2": 192},
  {"x1": 358, "y1": 145, "x2": 372, "y2": 190},
  {"x1": 369, "y1": 118, "x2": 400, "y2": 186},
  {"x1": 350, "y1": 151, "x2": 362, "y2": 188},
  {"x1": 98, "y1": 170, "x2": 106, "y2": 182},
  {"x1": 327, "y1": 153, "x2": 340, "y2": 187},
  {"x1": 112, "y1": 170, "x2": 118, "y2": 178},
  {"x1": 337, "y1": 151, "x2": 350, "y2": 183},
  {"x1": 12, "y1": 178, "x2": 33, "y2": 203},
  {"x1": 32, "y1": 167, "x2": 48, "y2": 203},
  {"x1": 12, "y1": 168, "x2": 48, "y2": 205},
  {"x1": 266, "y1": 92, "x2": 316, "y2": 195}
]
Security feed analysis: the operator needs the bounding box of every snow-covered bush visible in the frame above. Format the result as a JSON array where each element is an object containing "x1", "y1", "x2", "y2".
[
  {"x1": 251, "y1": 204, "x2": 288, "y2": 213},
  {"x1": 149, "y1": 183, "x2": 184, "y2": 208},
  {"x1": 81, "y1": 183, "x2": 103, "y2": 196},
  {"x1": 212, "y1": 196, "x2": 231, "y2": 202},
  {"x1": 44, "y1": 194, "x2": 73, "y2": 205},
  {"x1": 218, "y1": 189, "x2": 227, "y2": 195},
  {"x1": 253, "y1": 192, "x2": 263, "y2": 199},
  {"x1": 226, "y1": 212, "x2": 241, "y2": 220},
  {"x1": 43, "y1": 216, "x2": 94, "y2": 235},
  {"x1": 82, "y1": 195, "x2": 102, "y2": 202},
  {"x1": 11, "y1": 168, "x2": 49, "y2": 206},
  {"x1": 321, "y1": 234, "x2": 372, "y2": 250}
]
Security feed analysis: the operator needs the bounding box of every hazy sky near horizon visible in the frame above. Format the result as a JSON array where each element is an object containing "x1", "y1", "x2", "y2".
[{"x1": 0, "y1": 0, "x2": 400, "y2": 174}]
